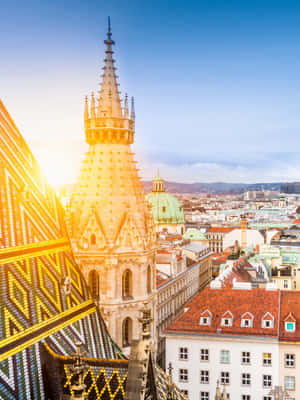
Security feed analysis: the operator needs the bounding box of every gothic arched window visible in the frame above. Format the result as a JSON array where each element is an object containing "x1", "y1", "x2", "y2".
[
  {"x1": 90, "y1": 234, "x2": 96, "y2": 246},
  {"x1": 122, "y1": 269, "x2": 132, "y2": 299},
  {"x1": 122, "y1": 317, "x2": 132, "y2": 347},
  {"x1": 147, "y1": 265, "x2": 151, "y2": 294},
  {"x1": 88, "y1": 269, "x2": 99, "y2": 300}
]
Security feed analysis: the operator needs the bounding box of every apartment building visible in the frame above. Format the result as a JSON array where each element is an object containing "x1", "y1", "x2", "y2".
[{"x1": 164, "y1": 284, "x2": 300, "y2": 400}]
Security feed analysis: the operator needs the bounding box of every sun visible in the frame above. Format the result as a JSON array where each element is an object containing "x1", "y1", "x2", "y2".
[{"x1": 35, "y1": 149, "x2": 76, "y2": 187}]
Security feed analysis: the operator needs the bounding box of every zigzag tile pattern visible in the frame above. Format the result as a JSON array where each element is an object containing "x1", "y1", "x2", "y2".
[{"x1": 0, "y1": 101, "x2": 121, "y2": 399}]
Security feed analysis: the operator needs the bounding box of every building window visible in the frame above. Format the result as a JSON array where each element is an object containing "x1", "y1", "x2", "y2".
[
  {"x1": 122, "y1": 269, "x2": 132, "y2": 298},
  {"x1": 262, "y1": 313, "x2": 274, "y2": 329},
  {"x1": 285, "y1": 376, "x2": 295, "y2": 390},
  {"x1": 122, "y1": 317, "x2": 132, "y2": 347},
  {"x1": 221, "y1": 371, "x2": 230, "y2": 385},
  {"x1": 182, "y1": 390, "x2": 188, "y2": 397},
  {"x1": 285, "y1": 354, "x2": 295, "y2": 367},
  {"x1": 221, "y1": 317, "x2": 233, "y2": 327},
  {"x1": 220, "y1": 350, "x2": 230, "y2": 364},
  {"x1": 285, "y1": 321, "x2": 296, "y2": 332},
  {"x1": 263, "y1": 353, "x2": 272, "y2": 366},
  {"x1": 262, "y1": 319, "x2": 273, "y2": 328},
  {"x1": 263, "y1": 397, "x2": 272, "y2": 400},
  {"x1": 179, "y1": 347, "x2": 188, "y2": 360},
  {"x1": 242, "y1": 396, "x2": 250, "y2": 400},
  {"x1": 284, "y1": 280, "x2": 288, "y2": 289},
  {"x1": 200, "y1": 393, "x2": 209, "y2": 400},
  {"x1": 263, "y1": 375, "x2": 272, "y2": 388},
  {"x1": 88, "y1": 269, "x2": 99, "y2": 300},
  {"x1": 90, "y1": 233, "x2": 96, "y2": 245},
  {"x1": 241, "y1": 351, "x2": 250, "y2": 365},
  {"x1": 200, "y1": 316, "x2": 210, "y2": 325},
  {"x1": 241, "y1": 318, "x2": 253, "y2": 327},
  {"x1": 199, "y1": 310, "x2": 212, "y2": 326},
  {"x1": 200, "y1": 370, "x2": 209, "y2": 384},
  {"x1": 200, "y1": 349, "x2": 209, "y2": 362},
  {"x1": 179, "y1": 369, "x2": 188, "y2": 382},
  {"x1": 240, "y1": 312, "x2": 253, "y2": 327},
  {"x1": 241, "y1": 373, "x2": 251, "y2": 386}
]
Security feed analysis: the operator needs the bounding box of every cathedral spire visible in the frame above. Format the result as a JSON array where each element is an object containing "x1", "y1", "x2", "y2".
[
  {"x1": 84, "y1": 18, "x2": 135, "y2": 145},
  {"x1": 97, "y1": 17, "x2": 122, "y2": 119}
]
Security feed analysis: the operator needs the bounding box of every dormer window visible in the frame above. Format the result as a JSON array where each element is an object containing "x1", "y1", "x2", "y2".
[
  {"x1": 262, "y1": 312, "x2": 274, "y2": 329},
  {"x1": 200, "y1": 310, "x2": 212, "y2": 326},
  {"x1": 221, "y1": 318, "x2": 232, "y2": 327},
  {"x1": 221, "y1": 311, "x2": 233, "y2": 327},
  {"x1": 284, "y1": 312, "x2": 296, "y2": 333},
  {"x1": 200, "y1": 316, "x2": 210, "y2": 325},
  {"x1": 285, "y1": 321, "x2": 296, "y2": 332},
  {"x1": 241, "y1": 312, "x2": 253, "y2": 328}
]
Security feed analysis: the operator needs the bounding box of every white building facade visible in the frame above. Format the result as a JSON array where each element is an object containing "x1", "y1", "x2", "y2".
[
  {"x1": 166, "y1": 334, "x2": 279, "y2": 400},
  {"x1": 164, "y1": 285, "x2": 300, "y2": 400}
]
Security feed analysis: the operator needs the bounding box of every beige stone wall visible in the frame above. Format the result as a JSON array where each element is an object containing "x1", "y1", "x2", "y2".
[
  {"x1": 77, "y1": 250, "x2": 157, "y2": 350},
  {"x1": 279, "y1": 342, "x2": 300, "y2": 398}
]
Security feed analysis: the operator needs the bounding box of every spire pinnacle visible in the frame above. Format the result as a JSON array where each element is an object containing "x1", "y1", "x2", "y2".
[
  {"x1": 97, "y1": 17, "x2": 122, "y2": 119},
  {"x1": 130, "y1": 96, "x2": 135, "y2": 121},
  {"x1": 84, "y1": 18, "x2": 135, "y2": 145},
  {"x1": 105, "y1": 16, "x2": 115, "y2": 48},
  {"x1": 124, "y1": 93, "x2": 129, "y2": 118},
  {"x1": 91, "y1": 92, "x2": 96, "y2": 119},
  {"x1": 84, "y1": 95, "x2": 89, "y2": 122}
]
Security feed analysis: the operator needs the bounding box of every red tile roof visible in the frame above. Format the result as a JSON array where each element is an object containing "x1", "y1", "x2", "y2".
[
  {"x1": 156, "y1": 275, "x2": 168, "y2": 288},
  {"x1": 165, "y1": 286, "x2": 280, "y2": 337},
  {"x1": 293, "y1": 217, "x2": 300, "y2": 223},
  {"x1": 280, "y1": 291, "x2": 300, "y2": 341},
  {"x1": 208, "y1": 227, "x2": 235, "y2": 233}
]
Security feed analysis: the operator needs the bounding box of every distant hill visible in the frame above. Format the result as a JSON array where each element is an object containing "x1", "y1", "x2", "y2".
[{"x1": 142, "y1": 181, "x2": 283, "y2": 194}]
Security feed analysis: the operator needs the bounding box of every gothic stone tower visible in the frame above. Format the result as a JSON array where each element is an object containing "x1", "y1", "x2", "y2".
[{"x1": 68, "y1": 19, "x2": 157, "y2": 352}]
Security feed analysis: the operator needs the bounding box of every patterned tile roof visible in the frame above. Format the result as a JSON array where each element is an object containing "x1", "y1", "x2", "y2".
[
  {"x1": 165, "y1": 286, "x2": 280, "y2": 337},
  {"x1": 0, "y1": 100, "x2": 122, "y2": 399}
]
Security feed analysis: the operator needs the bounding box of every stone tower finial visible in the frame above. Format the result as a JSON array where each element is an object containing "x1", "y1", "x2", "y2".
[
  {"x1": 215, "y1": 380, "x2": 221, "y2": 400},
  {"x1": 167, "y1": 362, "x2": 176, "y2": 400},
  {"x1": 130, "y1": 96, "x2": 135, "y2": 121},
  {"x1": 69, "y1": 341, "x2": 88, "y2": 400},
  {"x1": 138, "y1": 302, "x2": 153, "y2": 341},
  {"x1": 124, "y1": 93, "x2": 129, "y2": 118},
  {"x1": 221, "y1": 383, "x2": 227, "y2": 399},
  {"x1": 84, "y1": 95, "x2": 89, "y2": 125},
  {"x1": 91, "y1": 92, "x2": 96, "y2": 119}
]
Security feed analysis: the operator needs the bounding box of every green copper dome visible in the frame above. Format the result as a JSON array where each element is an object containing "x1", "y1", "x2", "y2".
[
  {"x1": 146, "y1": 192, "x2": 185, "y2": 224},
  {"x1": 183, "y1": 229, "x2": 207, "y2": 241},
  {"x1": 146, "y1": 172, "x2": 185, "y2": 225}
]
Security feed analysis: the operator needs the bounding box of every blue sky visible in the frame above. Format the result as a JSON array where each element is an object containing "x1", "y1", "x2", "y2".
[{"x1": 2, "y1": 0, "x2": 300, "y2": 184}]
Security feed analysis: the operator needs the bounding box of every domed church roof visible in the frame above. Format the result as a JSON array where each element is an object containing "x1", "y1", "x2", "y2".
[
  {"x1": 146, "y1": 172, "x2": 185, "y2": 225},
  {"x1": 183, "y1": 229, "x2": 207, "y2": 241}
]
